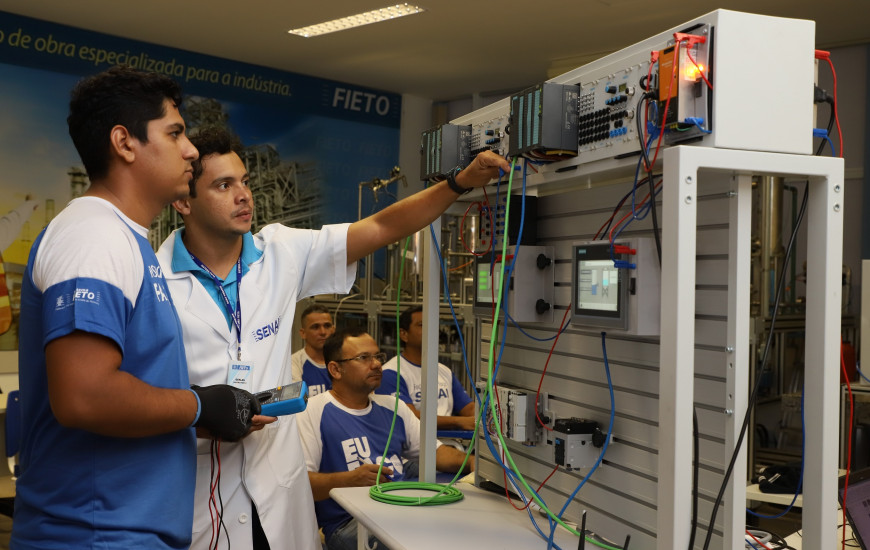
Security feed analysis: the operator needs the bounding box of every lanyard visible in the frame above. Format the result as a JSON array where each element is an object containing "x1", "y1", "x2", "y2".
[{"x1": 189, "y1": 253, "x2": 243, "y2": 360}]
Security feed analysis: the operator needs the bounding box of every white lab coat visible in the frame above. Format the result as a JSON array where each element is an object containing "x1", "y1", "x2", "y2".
[{"x1": 156, "y1": 223, "x2": 355, "y2": 550}]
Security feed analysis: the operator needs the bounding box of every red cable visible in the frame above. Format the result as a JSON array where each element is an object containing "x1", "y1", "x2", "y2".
[
  {"x1": 503, "y1": 464, "x2": 560, "y2": 511},
  {"x1": 823, "y1": 57, "x2": 843, "y2": 158},
  {"x1": 643, "y1": 98, "x2": 651, "y2": 146},
  {"x1": 594, "y1": 181, "x2": 640, "y2": 240},
  {"x1": 645, "y1": 38, "x2": 683, "y2": 173},
  {"x1": 460, "y1": 200, "x2": 493, "y2": 256},
  {"x1": 608, "y1": 181, "x2": 663, "y2": 246},
  {"x1": 496, "y1": 371, "x2": 560, "y2": 512},
  {"x1": 745, "y1": 529, "x2": 772, "y2": 550},
  {"x1": 534, "y1": 304, "x2": 573, "y2": 433},
  {"x1": 448, "y1": 259, "x2": 473, "y2": 272},
  {"x1": 208, "y1": 441, "x2": 218, "y2": 550},
  {"x1": 216, "y1": 441, "x2": 223, "y2": 550},
  {"x1": 684, "y1": 48, "x2": 713, "y2": 91},
  {"x1": 841, "y1": 341, "x2": 854, "y2": 550},
  {"x1": 594, "y1": 176, "x2": 658, "y2": 241}
]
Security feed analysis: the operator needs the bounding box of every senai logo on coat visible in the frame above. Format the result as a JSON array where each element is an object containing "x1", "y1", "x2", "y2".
[{"x1": 252, "y1": 317, "x2": 280, "y2": 342}]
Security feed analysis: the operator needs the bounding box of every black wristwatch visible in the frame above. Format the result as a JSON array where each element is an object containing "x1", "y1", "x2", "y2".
[{"x1": 445, "y1": 166, "x2": 471, "y2": 195}]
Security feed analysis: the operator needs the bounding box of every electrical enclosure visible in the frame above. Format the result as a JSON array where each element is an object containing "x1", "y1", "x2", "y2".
[{"x1": 474, "y1": 245, "x2": 554, "y2": 323}]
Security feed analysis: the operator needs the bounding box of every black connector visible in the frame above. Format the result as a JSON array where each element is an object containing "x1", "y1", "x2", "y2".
[
  {"x1": 814, "y1": 85, "x2": 833, "y2": 104},
  {"x1": 591, "y1": 426, "x2": 607, "y2": 448}
]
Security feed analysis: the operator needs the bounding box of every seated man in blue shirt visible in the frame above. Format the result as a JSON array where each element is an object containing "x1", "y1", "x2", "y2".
[
  {"x1": 290, "y1": 303, "x2": 335, "y2": 396},
  {"x1": 376, "y1": 305, "x2": 475, "y2": 430},
  {"x1": 298, "y1": 327, "x2": 471, "y2": 550}
]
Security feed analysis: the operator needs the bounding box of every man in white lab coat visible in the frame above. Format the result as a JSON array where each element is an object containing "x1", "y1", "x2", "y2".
[{"x1": 156, "y1": 126, "x2": 509, "y2": 549}]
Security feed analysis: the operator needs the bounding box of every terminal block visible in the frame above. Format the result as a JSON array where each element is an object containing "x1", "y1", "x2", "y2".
[{"x1": 494, "y1": 385, "x2": 545, "y2": 446}]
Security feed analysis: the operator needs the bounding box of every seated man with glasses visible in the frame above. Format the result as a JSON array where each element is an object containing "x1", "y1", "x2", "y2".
[{"x1": 298, "y1": 327, "x2": 472, "y2": 550}]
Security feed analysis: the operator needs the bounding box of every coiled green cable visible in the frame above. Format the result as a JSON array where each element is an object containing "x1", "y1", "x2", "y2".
[{"x1": 369, "y1": 481, "x2": 464, "y2": 506}]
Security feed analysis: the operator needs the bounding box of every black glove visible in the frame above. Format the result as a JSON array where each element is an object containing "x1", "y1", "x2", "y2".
[{"x1": 191, "y1": 384, "x2": 261, "y2": 442}]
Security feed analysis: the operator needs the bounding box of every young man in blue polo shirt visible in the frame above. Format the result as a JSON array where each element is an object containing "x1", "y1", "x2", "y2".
[{"x1": 14, "y1": 67, "x2": 260, "y2": 549}]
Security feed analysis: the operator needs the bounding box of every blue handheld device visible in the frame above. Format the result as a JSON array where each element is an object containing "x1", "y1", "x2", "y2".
[{"x1": 257, "y1": 381, "x2": 308, "y2": 416}]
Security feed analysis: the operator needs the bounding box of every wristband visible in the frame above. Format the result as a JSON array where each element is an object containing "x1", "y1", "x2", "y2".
[
  {"x1": 188, "y1": 388, "x2": 202, "y2": 427},
  {"x1": 445, "y1": 166, "x2": 471, "y2": 195}
]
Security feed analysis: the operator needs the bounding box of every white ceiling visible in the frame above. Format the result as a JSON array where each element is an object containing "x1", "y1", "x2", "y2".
[{"x1": 0, "y1": 1, "x2": 867, "y2": 102}]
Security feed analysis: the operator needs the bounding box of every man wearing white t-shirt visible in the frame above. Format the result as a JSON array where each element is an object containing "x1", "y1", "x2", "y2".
[
  {"x1": 376, "y1": 305, "x2": 475, "y2": 430},
  {"x1": 290, "y1": 303, "x2": 334, "y2": 396}
]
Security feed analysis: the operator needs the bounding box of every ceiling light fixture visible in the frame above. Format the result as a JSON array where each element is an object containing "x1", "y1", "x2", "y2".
[{"x1": 288, "y1": 4, "x2": 426, "y2": 37}]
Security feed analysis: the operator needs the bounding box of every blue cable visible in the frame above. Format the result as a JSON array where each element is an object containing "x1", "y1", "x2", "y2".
[
  {"x1": 813, "y1": 128, "x2": 837, "y2": 157},
  {"x1": 857, "y1": 365, "x2": 870, "y2": 385},
  {"x1": 611, "y1": 184, "x2": 662, "y2": 248},
  {"x1": 423, "y1": 161, "x2": 611, "y2": 548},
  {"x1": 423, "y1": 166, "x2": 554, "y2": 546},
  {"x1": 475, "y1": 159, "x2": 566, "y2": 548},
  {"x1": 611, "y1": 137, "x2": 655, "y2": 263},
  {"x1": 629, "y1": 136, "x2": 655, "y2": 221},
  {"x1": 493, "y1": 161, "x2": 528, "y2": 382},
  {"x1": 499, "y1": 159, "x2": 528, "y2": 327},
  {"x1": 745, "y1": 537, "x2": 762, "y2": 550},
  {"x1": 501, "y1": 159, "x2": 574, "y2": 343},
  {"x1": 424, "y1": 166, "x2": 538, "y2": 535},
  {"x1": 746, "y1": 384, "x2": 804, "y2": 519},
  {"x1": 428, "y1": 223, "x2": 482, "y2": 409},
  {"x1": 546, "y1": 331, "x2": 616, "y2": 548},
  {"x1": 479, "y1": 404, "x2": 561, "y2": 548},
  {"x1": 506, "y1": 311, "x2": 570, "y2": 341},
  {"x1": 482, "y1": 161, "x2": 619, "y2": 549},
  {"x1": 684, "y1": 117, "x2": 712, "y2": 134},
  {"x1": 481, "y1": 160, "x2": 573, "y2": 549},
  {"x1": 824, "y1": 136, "x2": 837, "y2": 157}
]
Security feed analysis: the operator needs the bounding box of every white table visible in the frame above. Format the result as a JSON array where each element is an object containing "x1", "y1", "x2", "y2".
[
  {"x1": 745, "y1": 483, "x2": 803, "y2": 508},
  {"x1": 330, "y1": 483, "x2": 580, "y2": 550}
]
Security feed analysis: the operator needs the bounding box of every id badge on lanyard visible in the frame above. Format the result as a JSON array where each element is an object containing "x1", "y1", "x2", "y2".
[
  {"x1": 228, "y1": 361, "x2": 255, "y2": 390},
  {"x1": 189, "y1": 253, "x2": 256, "y2": 390}
]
